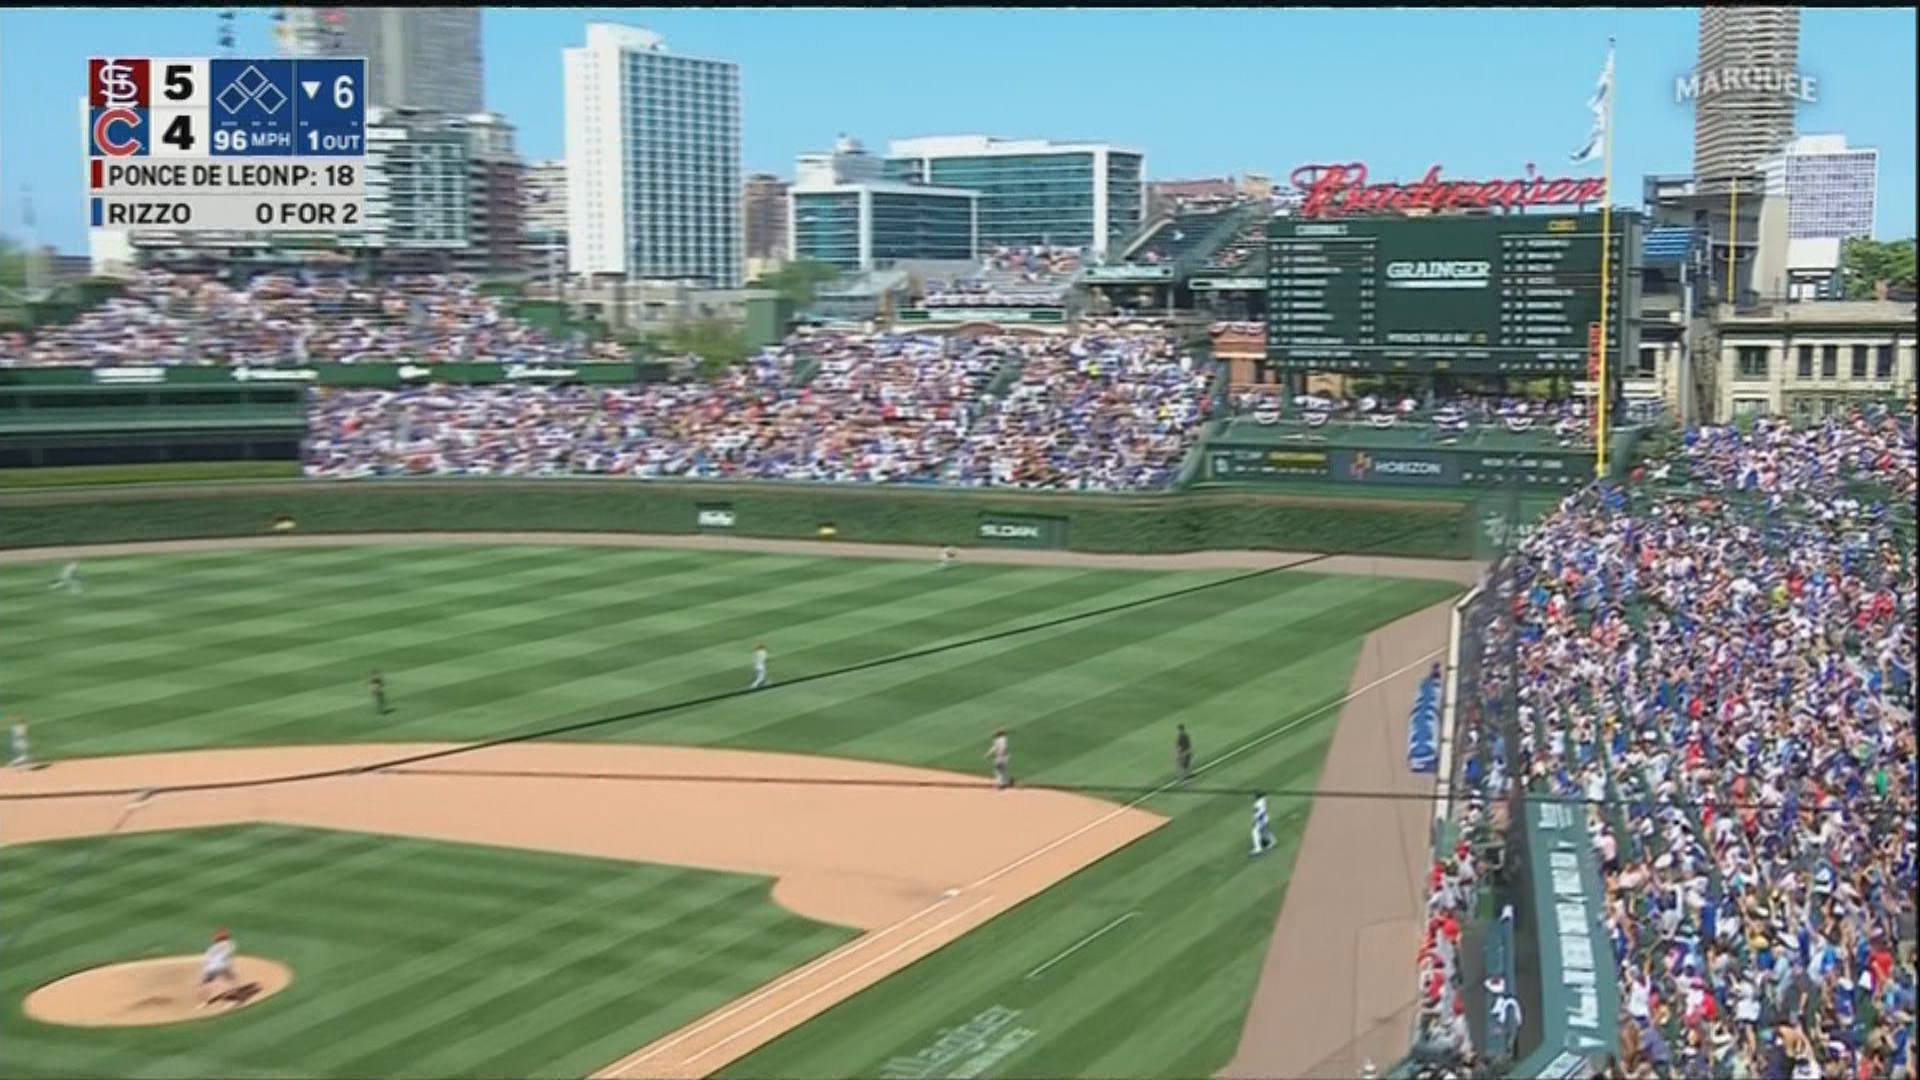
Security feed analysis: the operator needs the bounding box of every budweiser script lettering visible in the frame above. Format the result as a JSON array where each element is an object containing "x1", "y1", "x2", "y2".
[{"x1": 1291, "y1": 163, "x2": 1605, "y2": 219}]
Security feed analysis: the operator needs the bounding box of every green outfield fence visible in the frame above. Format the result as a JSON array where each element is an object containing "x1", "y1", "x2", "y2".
[{"x1": 0, "y1": 477, "x2": 1510, "y2": 558}]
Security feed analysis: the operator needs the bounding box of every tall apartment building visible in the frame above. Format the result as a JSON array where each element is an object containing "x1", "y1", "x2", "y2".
[
  {"x1": 287, "y1": 7, "x2": 485, "y2": 116},
  {"x1": 744, "y1": 174, "x2": 790, "y2": 262},
  {"x1": 563, "y1": 23, "x2": 742, "y2": 287},
  {"x1": 882, "y1": 135, "x2": 1143, "y2": 258},
  {"x1": 1693, "y1": 7, "x2": 1801, "y2": 184},
  {"x1": 522, "y1": 160, "x2": 568, "y2": 281}
]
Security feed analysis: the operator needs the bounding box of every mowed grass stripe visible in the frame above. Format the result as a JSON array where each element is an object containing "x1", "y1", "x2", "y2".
[
  {"x1": 30, "y1": 548, "x2": 762, "y2": 711},
  {"x1": 421, "y1": 565, "x2": 1135, "y2": 745},
  {"x1": 754, "y1": 576, "x2": 1397, "y2": 780},
  {"x1": 716, "y1": 572, "x2": 1332, "y2": 759},
  {"x1": 391, "y1": 898, "x2": 852, "y2": 1078},
  {"x1": 302, "y1": 872, "x2": 782, "y2": 1075},
  {"x1": 18, "y1": 547, "x2": 726, "y2": 672},
  {"x1": 584, "y1": 568, "x2": 1200, "y2": 749},
  {"x1": 5, "y1": 545, "x2": 621, "y2": 654},
  {"x1": 378, "y1": 561, "x2": 1059, "y2": 732},
  {"x1": 37, "y1": 554, "x2": 891, "y2": 753}
]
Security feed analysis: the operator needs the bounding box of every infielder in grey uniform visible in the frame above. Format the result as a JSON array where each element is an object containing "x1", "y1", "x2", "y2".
[{"x1": 987, "y1": 729, "x2": 1010, "y2": 790}]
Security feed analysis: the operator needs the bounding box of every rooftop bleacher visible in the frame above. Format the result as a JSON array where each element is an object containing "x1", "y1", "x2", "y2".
[{"x1": 1125, "y1": 210, "x2": 1234, "y2": 266}]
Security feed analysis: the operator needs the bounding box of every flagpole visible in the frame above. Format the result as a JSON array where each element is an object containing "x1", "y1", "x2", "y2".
[{"x1": 1594, "y1": 38, "x2": 1615, "y2": 481}]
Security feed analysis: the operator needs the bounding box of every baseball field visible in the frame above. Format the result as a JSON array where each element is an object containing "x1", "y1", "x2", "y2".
[{"x1": 0, "y1": 535, "x2": 1464, "y2": 1079}]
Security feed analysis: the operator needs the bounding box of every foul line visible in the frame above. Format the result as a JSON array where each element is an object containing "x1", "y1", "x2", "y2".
[
  {"x1": 680, "y1": 895, "x2": 999, "y2": 1068},
  {"x1": 591, "y1": 642, "x2": 1443, "y2": 1078},
  {"x1": 599, "y1": 894, "x2": 998, "y2": 1076},
  {"x1": 1024, "y1": 912, "x2": 1139, "y2": 981}
]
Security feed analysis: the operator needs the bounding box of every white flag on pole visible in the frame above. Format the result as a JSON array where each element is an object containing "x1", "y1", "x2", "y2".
[{"x1": 1571, "y1": 44, "x2": 1614, "y2": 164}]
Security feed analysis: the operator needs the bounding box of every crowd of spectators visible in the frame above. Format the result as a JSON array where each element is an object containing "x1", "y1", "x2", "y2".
[
  {"x1": 1434, "y1": 405, "x2": 1916, "y2": 1080},
  {"x1": 948, "y1": 328, "x2": 1210, "y2": 490},
  {"x1": 306, "y1": 327, "x2": 1213, "y2": 491},
  {"x1": 0, "y1": 269, "x2": 619, "y2": 368},
  {"x1": 981, "y1": 244, "x2": 1080, "y2": 281}
]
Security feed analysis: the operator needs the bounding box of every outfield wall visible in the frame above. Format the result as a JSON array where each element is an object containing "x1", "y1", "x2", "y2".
[{"x1": 0, "y1": 478, "x2": 1491, "y2": 558}]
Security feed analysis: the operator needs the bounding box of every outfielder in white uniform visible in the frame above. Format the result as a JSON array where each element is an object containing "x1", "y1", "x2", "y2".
[
  {"x1": 1250, "y1": 793, "x2": 1276, "y2": 855},
  {"x1": 50, "y1": 562, "x2": 82, "y2": 594},
  {"x1": 749, "y1": 643, "x2": 769, "y2": 690},
  {"x1": 939, "y1": 546, "x2": 956, "y2": 570},
  {"x1": 200, "y1": 930, "x2": 238, "y2": 1005},
  {"x1": 987, "y1": 730, "x2": 1011, "y2": 790},
  {"x1": 8, "y1": 722, "x2": 28, "y2": 769}
]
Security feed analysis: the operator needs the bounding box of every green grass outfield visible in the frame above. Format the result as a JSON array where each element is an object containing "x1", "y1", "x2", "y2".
[{"x1": 0, "y1": 544, "x2": 1458, "y2": 1078}]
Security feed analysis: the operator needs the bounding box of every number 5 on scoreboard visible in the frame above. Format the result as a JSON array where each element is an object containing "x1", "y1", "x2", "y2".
[{"x1": 149, "y1": 58, "x2": 210, "y2": 105}]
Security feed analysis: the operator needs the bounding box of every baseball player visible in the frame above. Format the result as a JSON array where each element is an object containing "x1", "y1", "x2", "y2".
[
  {"x1": 939, "y1": 546, "x2": 956, "y2": 570},
  {"x1": 8, "y1": 722, "x2": 29, "y2": 770},
  {"x1": 200, "y1": 930, "x2": 238, "y2": 1006},
  {"x1": 370, "y1": 670, "x2": 391, "y2": 716},
  {"x1": 1174, "y1": 724, "x2": 1193, "y2": 783},
  {"x1": 749, "y1": 643, "x2": 770, "y2": 690},
  {"x1": 49, "y1": 561, "x2": 82, "y2": 594},
  {"x1": 1250, "y1": 792, "x2": 1276, "y2": 855},
  {"x1": 987, "y1": 729, "x2": 1011, "y2": 790}
]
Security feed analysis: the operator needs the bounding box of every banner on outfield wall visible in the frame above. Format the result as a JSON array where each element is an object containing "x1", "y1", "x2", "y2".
[
  {"x1": 1510, "y1": 801, "x2": 1621, "y2": 1080},
  {"x1": 0, "y1": 362, "x2": 639, "y2": 388},
  {"x1": 975, "y1": 513, "x2": 1068, "y2": 550},
  {"x1": 695, "y1": 505, "x2": 736, "y2": 530}
]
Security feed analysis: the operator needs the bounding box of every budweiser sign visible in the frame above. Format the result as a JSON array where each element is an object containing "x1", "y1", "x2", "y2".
[{"x1": 1291, "y1": 163, "x2": 1605, "y2": 219}]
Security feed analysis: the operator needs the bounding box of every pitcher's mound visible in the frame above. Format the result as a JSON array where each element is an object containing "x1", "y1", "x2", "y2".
[{"x1": 24, "y1": 955, "x2": 292, "y2": 1027}]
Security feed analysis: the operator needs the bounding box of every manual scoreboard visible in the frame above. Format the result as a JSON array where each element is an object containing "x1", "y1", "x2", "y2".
[
  {"x1": 1265, "y1": 214, "x2": 1635, "y2": 376},
  {"x1": 86, "y1": 56, "x2": 366, "y2": 233}
]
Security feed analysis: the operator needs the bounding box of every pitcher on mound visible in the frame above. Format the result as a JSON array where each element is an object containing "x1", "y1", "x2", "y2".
[{"x1": 200, "y1": 930, "x2": 238, "y2": 1007}]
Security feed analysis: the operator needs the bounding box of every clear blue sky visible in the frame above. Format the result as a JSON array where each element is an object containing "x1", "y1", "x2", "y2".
[{"x1": 2, "y1": 6, "x2": 1913, "y2": 254}]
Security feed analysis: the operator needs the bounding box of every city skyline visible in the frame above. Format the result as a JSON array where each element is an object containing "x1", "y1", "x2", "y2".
[{"x1": 1, "y1": 6, "x2": 1913, "y2": 255}]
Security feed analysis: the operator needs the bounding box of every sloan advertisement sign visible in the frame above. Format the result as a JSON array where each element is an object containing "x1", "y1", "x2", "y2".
[
  {"x1": 975, "y1": 513, "x2": 1067, "y2": 549},
  {"x1": 695, "y1": 504, "x2": 736, "y2": 530}
]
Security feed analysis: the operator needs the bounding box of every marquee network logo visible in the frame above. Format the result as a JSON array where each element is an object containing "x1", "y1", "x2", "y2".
[{"x1": 1675, "y1": 66, "x2": 1818, "y2": 106}]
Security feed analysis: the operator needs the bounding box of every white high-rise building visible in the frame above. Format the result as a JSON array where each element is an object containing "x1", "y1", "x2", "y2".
[
  {"x1": 1759, "y1": 134, "x2": 1877, "y2": 242},
  {"x1": 563, "y1": 23, "x2": 741, "y2": 286}
]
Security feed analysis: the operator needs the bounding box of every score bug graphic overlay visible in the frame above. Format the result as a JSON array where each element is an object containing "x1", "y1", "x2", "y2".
[{"x1": 85, "y1": 56, "x2": 367, "y2": 233}]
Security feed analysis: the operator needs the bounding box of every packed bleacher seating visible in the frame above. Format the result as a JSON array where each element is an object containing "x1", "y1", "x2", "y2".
[
  {"x1": 0, "y1": 269, "x2": 620, "y2": 367},
  {"x1": 305, "y1": 328, "x2": 1213, "y2": 491},
  {"x1": 1427, "y1": 406, "x2": 1917, "y2": 1080},
  {"x1": 948, "y1": 328, "x2": 1211, "y2": 490}
]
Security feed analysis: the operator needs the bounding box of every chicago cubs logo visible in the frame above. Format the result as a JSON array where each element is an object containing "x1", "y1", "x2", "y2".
[{"x1": 91, "y1": 108, "x2": 144, "y2": 157}]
